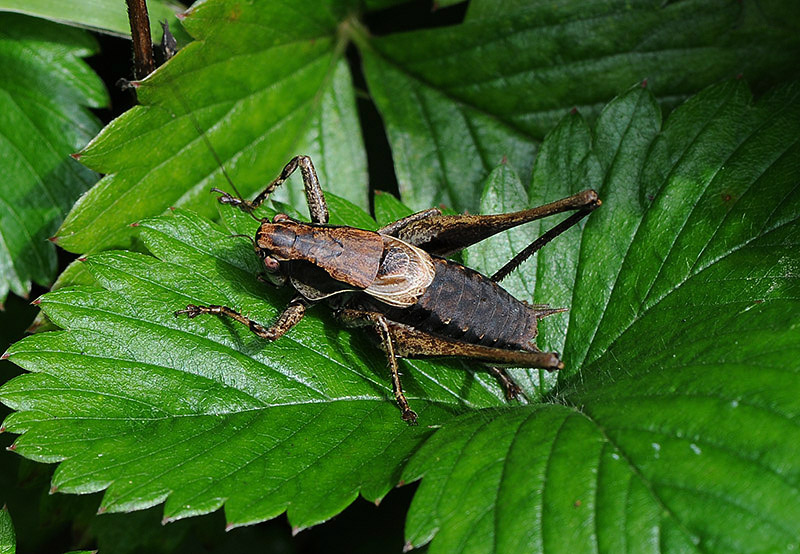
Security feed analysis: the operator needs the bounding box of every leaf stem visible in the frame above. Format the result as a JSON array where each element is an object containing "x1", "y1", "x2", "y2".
[
  {"x1": 124, "y1": 0, "x2": 155, "y2": 79},
  {"x1": 338, "y1": 13, "x2": 371, "y2": 53}
]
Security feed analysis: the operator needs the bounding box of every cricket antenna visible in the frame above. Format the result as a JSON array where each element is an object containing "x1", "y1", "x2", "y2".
[
  {"x1": 228, "y1": 233, "x2": 258, "y2": 249},
  {"x1": 173, "y1": 87, "x2": 245, "y2": 201},
  {"x1": 169, "y1": 85, "x2": 259, "y2": 221},
  {"x1": 227, "y1": 233, "x2": 273, "y2": 269}
]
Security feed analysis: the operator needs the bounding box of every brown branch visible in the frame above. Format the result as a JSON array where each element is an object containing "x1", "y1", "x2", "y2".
[{"x1": 125, "y1": 0, "x2": 155, "y2": 79}]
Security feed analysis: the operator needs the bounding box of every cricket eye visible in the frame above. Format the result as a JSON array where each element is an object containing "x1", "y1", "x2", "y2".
[
  {"x1": 273, "y1": 213, "x2": 290, "y2": 223},
  {"x1": 263, "y1": 255, "x2": 281, "y2": 273}
]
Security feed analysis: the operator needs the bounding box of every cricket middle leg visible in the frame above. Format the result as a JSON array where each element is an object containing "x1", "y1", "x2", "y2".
[
  {"x1": 336, "y1": 308, "x2": 418, "y2": 424},
  {"x1": 487, "y1": 366, "x2": 523, "y2": 400}
]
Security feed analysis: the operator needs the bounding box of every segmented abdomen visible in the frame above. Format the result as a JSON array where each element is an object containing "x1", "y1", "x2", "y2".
[{"x1": 384, "y1": 257, "x2": 539, "y2": 350}]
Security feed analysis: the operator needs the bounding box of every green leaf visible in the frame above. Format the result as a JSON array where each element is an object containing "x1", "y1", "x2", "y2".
[
  {"x1": 0, "y1": 13, "x2": 106, "y2": 302},
  {"x1": 402, "y1": 81, "x2": 800, "y2": 552},
  {"x1": 3, "y1": 0, "x2": 799, "y2": 544},
  {"x1": 1, "y1": 194, "x2": 512, "y2": 529},
  {"x1": 326, "y1": 194, "x2": 378, "y2": 230},
  {"x1": 57, "y1": 0, "x2": 800, "y2": 255},
  {"x1": 403, "y1": 406, "x2": 607, "y2": 552},
  {"x1": 373, "y1": 190, "x2": 414, "y2": 227},
  {"x1": 57, "y1": 0, "x2": 368, "y2": 254},
  {"x1": 359, "y1": 0, "x2": 800, "y2": 212},
  {"x1": 27, "y1": 257, "x2": 100, "y2": 334},
  {"x1": 0, "y1": 0, "x2": 182, "y2": 40},
  {"x1": 0, "y1": 507, "x2": 12, "y2": 554}
]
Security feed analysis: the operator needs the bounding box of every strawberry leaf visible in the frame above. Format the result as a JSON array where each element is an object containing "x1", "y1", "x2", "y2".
[
  {"x1": 0, "y1": 0, "x2": 181, "y2": 40},
  {"x1": 0, "y1": 506, "x2": 13, "y2": 554},
  {"x1": 0, "y1": 14, "x2": 106, "y2": 302},
  {"x1": 1, "y1": 198, "x2": 505, "y2": 530},
  {"x1": 57, "y1": 0, "x2": 368, "y2": 253},
  {"x1": 360, "y1": 0, "x2": 800, "y2": 211},
  {"x1": 402, "y1": 80, "x2": 800, "y2": 552},
  {"x1": 55, "y1": 0, "x2": 800, "y2": 252}
]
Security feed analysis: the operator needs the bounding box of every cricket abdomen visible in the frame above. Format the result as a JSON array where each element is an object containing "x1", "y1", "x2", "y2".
[{"x1": 385, "y1": 258, "x2": 540, "y2": 350}]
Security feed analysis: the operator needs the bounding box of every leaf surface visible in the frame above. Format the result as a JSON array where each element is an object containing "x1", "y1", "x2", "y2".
[
  {"x1": 0, "y1": 506, "x2": 12, "y2": 554},
  {"x1": 57, "y1": 0, "x2": 800, "y2": 252},
  {"x1": 0, "y1": 0, "x2": 180, "y2": 40},
  {"x1": 2, "y1": 1, "x2": 799, "y2": 546},
  {"x1": 360, "y1": 0, "x2": 800, "y2": 212},
  {"x1": 2, "y1": 197, "x2": 507, "y2": 530},
  {"x1": 0, "y1": 14, "x2": 105, "y2": 302},
  {"x1": 57, "y1": 0, "x2": 368, "y2": 253},
  {"x1": 402, "y1": 80, "x2": 800, "y2": 552}
]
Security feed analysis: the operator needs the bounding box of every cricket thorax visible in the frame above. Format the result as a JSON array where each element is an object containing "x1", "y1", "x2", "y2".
[{"x1": 257, "y1": 220, "x2": 384, "y2": 288}]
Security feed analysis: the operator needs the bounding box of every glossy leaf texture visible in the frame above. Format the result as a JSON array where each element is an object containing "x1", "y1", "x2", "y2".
[
  {"x1": 360, "y1": 0, "x2": 800, "y2": 212},
  {"x1": 58, "y1": 0, "x2": 800, "y2": 254},
  {"x1": 0, "y1": 192, "x2": 513, "y2": 530},
  {"x1": 402, "y1": 81, "x2": 800, "y2": 552},
  {"x1": 0, "y1": 13, "x2": 106, "y2": 302},
  {"x1": 0, "y1": 0, "x2": 181, "y2": 40},
  {"x1": 57, "y1": 0, "x2": 368, "y2": 254}
]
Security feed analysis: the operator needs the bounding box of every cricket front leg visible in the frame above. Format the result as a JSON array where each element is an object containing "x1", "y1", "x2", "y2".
[
  {"x1": 175, "y1": 295, "x2": 309, "y2": 341},
  {"x1": 215, "y1": 155, "x2": 330, "y2": 224}
]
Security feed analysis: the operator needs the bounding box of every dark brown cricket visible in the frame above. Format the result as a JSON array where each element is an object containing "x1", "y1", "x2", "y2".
[{"x1": 176, "y1": 155, "x2": 601, "y2": 424}]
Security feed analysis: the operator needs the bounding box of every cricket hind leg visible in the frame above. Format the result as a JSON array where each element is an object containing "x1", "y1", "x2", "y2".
[
  {"x1": 377, "y1": 207, "x2": 442, "y2": 236},
  {"x1": 214, "y1": 155, "x2": 330, "y2": 224},
  {"x1": 175, "y1": 295, "x2": 309, "y2": 341},
  {"x1": 337, "y1": 307, "x2": 564, "y2": 420},
  {"x1": 491, "y1": 196, "x2": 600, "y2": 282},
  {"x1": 380, "y1": 318, "x2": 564, "y2": 401},
  {"x1": 388, "y1": 189, "x2": 600, "y2": 257},
  {"x1": 374, "y1": 319, "x2": 563, "y2": 370}
]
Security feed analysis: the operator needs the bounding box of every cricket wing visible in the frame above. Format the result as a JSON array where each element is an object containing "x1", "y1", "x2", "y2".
[{"x1": 364, "y1": 236, "x2": 435, "y2": 307}]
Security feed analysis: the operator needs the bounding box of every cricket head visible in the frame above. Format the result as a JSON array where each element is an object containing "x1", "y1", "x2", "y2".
[{"x1": 251, "y1": 213, "x2": 298, "y2": 286}]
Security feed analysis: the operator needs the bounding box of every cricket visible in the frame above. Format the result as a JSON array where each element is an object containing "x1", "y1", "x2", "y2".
[{"x1": 174, "y1": 155, "x2": 600, "y2": 424}]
